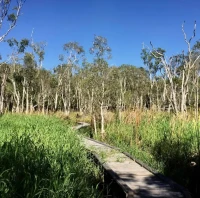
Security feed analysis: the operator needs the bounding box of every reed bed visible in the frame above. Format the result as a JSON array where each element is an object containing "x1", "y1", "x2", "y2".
[
  {"x1": 0, "y1": 114, "x2": 102, "y2": 198},
  {"x1": 92, "y1": 111, "x2": 200, "y2": 196}
]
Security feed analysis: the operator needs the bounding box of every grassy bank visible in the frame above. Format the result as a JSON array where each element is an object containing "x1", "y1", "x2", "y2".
[{"x1": 0, "y1": 114, "x2": 102, "y2": 198}]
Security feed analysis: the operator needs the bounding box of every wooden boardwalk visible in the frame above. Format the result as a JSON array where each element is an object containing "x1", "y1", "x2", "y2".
[{"x1": 82, "y1": 137, "x2": 191, "y2": 198}]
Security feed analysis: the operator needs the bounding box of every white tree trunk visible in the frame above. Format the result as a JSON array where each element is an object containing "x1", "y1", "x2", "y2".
[
  {"x1": 26, "y1": 86, "x2": 29, "y2": 114},
  {"x1": 93, "y1": 114, "x2": 97, "y2": 135},
  {"x1": 100, "y1": 102, "x2": 105, "y2": 137},
  {"x1": 11, "y1": 79, "x2": 20, "y2": 113},
  {"x1": 0, "y1": 73, "x2": 6, "y2": 114}
]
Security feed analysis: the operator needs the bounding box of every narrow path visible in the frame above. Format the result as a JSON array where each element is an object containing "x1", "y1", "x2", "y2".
[{"x1": 74, "y1": 123, "x2": 191, "y2": 198}]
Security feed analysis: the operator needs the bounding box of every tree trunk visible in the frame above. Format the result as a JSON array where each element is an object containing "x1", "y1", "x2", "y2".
[
  {"x1": 30, "y1": 95, "x2": 34, "y2": 113},
  {"x1": 140, "y1": 95, "x2": 143, "y2": 110},
  {"x1": 11, "y1": 79, "x2": 20, "y2": 113},
  {"x1": 67, "y1": 81, "x2": 71, "y2": 115},
  {"x1": 93, "y1": 114, "x2": 97, "y2": 135},
  {"x1": 0, "y1": 73, "x2": 7, "y2": 114},
  {"x1": 26, "y1": 86, "x2": 29, "y2": 114},
  {"x1": 54, "y1": 92, "x2": 58, "y2": 111},
  {"x1": 100, "y1": 102, "x2": 105, "y2": 138},
  {"x1": 42, "y1": 96, "x2": 45, "y2": 114}
]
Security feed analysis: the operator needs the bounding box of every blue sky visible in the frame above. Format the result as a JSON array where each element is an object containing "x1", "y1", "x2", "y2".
[{"x1": 1, "y1": 0, "x2": 200, "y2": 70}]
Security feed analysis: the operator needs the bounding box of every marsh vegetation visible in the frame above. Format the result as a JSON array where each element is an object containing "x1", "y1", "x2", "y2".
[{"x1": 0, "y1": 114, "x2": 102, "y2": 198}]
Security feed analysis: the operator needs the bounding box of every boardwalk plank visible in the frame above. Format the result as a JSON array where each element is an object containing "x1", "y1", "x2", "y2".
[{"x1": 82, "y1": 137, "x2": 190, "y2": 198}]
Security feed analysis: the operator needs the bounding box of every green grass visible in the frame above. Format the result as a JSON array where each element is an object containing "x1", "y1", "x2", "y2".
[
  {"x1": 0, "y1": 114, "x2": 102, "y2": 198},
  {"x1": 89, "y1": 112, "x2": 200, "y2": 195}
]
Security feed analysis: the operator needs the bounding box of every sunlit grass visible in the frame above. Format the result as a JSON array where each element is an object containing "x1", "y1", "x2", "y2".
[
  {"x1": 0, "y1": 114, "x2": 102, "y2": 198},
  {"x1": 90, "y1": 110, "x2": 199, "y2": 191}
]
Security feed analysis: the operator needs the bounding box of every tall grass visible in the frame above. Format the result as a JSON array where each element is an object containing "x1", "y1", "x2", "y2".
[
  {"x1": 0, "y1": 114, "x2": 102, "y2": 198},
  {"x1": 91, "y1": 111, "x2": 200, "y2": 196}
]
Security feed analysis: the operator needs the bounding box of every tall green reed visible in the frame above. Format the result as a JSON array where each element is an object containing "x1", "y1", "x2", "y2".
[
  {"x1": 91, "y1": 112, "x2": 199, "y2": 195},
  {"x1": 0, "y1": 114, "x2": 102, "y2": 198}
]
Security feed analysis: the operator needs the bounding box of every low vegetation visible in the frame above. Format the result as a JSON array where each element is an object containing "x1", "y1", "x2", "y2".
[
  {"x1": 0, "y1": 114, "x2": 102, "y2": 198},
  {"x1": 78, "y1": 110, "x2": 200, "y2": 197}
]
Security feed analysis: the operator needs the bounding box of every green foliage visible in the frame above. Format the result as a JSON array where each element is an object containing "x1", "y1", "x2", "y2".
[
  {"x1": 0, "y1": 0, "x2": 26, "y2": 43},
  {"x1": 92, "y1": 113, "x2": 199, "y2": 189},
  {"x1": 63, "y1": 42, "x2": 84, "y2": 55},
  {"x1": 7, "y1": 38, "x2": 29, "y2": 53},
  {"x1": 90, "y1": 35, "x2": 112, "y2": 59},
  {"x1": 0, "y1": 114, "x2": 102, "y2": 198},
  {"x1": 7, "y1": 14, "x2": 16, "y2": 22},
  {"x1": 141, "y1": 47, "x2": 165, "y2": 77},
  {"x1": 60, "y1": 41, "x2": 84, "y2": 65}
]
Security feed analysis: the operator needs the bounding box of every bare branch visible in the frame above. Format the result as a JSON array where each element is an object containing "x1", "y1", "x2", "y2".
[
  {"x1": 189, "y1": 20, "x2": 196, "y2": 43},
  {"x1": 0, "y1": 0, "x2": 11, "y2": 29},
  {"x1": 191, "y1": 54, "x2": 200, "y2": 68},
  {"x1": 150, "y1": 41, "x2": 153, "y2": 49},
  {"x1": 182, "y1": 21, "x2": 190, "y2": 47},
  {"x1": 30, "y1": 28, "x2": 34, "y2": 46},
  {"x1": 182, "y1": 21, "x2": 196, "y2": 53}
]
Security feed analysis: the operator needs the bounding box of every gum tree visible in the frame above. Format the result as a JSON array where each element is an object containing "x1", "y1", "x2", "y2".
[
  {"x1": 6, "y1": 38, "x2": 29, "y2": 112},
  {"x1": 0, "y1": 0, "x2": 26, "y2": 43},
  {"x1": 0, "y1": 0, "x2": 26, "y2": 114},
  {"x1": 56, "y1": 42, "x2": 84, "y2": 115},
  {"x1": 90, "y1": 35, "x2": 111, "y2": 137},
  {"x1": 142, "y1": 21, "x2": 200, "y2": 114}
]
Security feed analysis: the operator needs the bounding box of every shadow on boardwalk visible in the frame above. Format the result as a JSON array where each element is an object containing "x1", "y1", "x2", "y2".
[
  {"x1": 103, "y1": 169, "x2": 187, "y2": 198},
  {"x1": 152, "y1": 138, "x2": 200, "y2": 198},
  {"x1": 76, "y1": 122, "x2": 197, "y2": 197}
]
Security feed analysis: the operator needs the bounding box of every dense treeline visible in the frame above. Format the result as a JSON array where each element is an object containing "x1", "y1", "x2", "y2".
[
  {"x1": 1, "y1": 2, "x2": 200, "y2": 133},
  {"x1": 1, "y1": 31, "x2": 200, "y2": 118},
  {"x1": 0, "y1": 42, "x2": 149, "y2": 115}
]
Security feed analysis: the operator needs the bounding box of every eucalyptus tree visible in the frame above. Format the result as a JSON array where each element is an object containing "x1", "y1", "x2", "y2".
[
  {"x1": 10, "y1": 63, "x2": 24, "y2": 112},
  {"x1": 30, "y1": 30, "x2": 46, "y2": 69},
  {"x1": 0, "y1": 0, "x2": 26, "y2": 43},
  {"x1": 23, "y1": 52, "x2": 38, "y2": 113},
  {"x1": 0, "y1": 0, "x2": 26, "y2": 113},
  {"x1": 113, "y1": 65, "x2": 149, "y2": 111},
  {"x1": 127, "y1": 66, "x2": 149, "y2": 109},
  {"x1": 0, "y1": 38, "x2": 29, "y2": 113},
  {"x1": 57, "y1": 42, "x2": 84, "y2": 115},
  {"x1": 191, "y1": 40, "x2": 200, "y2": 117},
  {"x1": 29, "y1": 37, "x2": 47, "y2": 113},
  {"x1": 107, "y1": 66, "x2": 120, "y2": 105},
  {"x1": 141, "y1": 47, "x2": 166, "y2": 110},
  {"x1": 90, "y1": 35, "x2": 112, "y2": 136},
  {"x1": 0, "y1": 63, "x2": 10, "y2": 113},
  {"x1": 72, "y1": 67, "x2": 86, "y2": 113},
  {"x1": 178, "y1": 22, "x2": 200, "y2": 113},
  {"x1": 37, "y1": 68, "x2": 52, "y2": 113},
  {"x1": 145, "y1": 22, "x2": 200, "y2": 114},
  {"x1": 6, "y1": 37, "x2": 47, "y2": 113},
  {"x1": 109, "y1": 65, "x2": 129, "y2": 121},
  {"x1": 79, "y1": 61, "x2": 97, "y2": 115}
]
